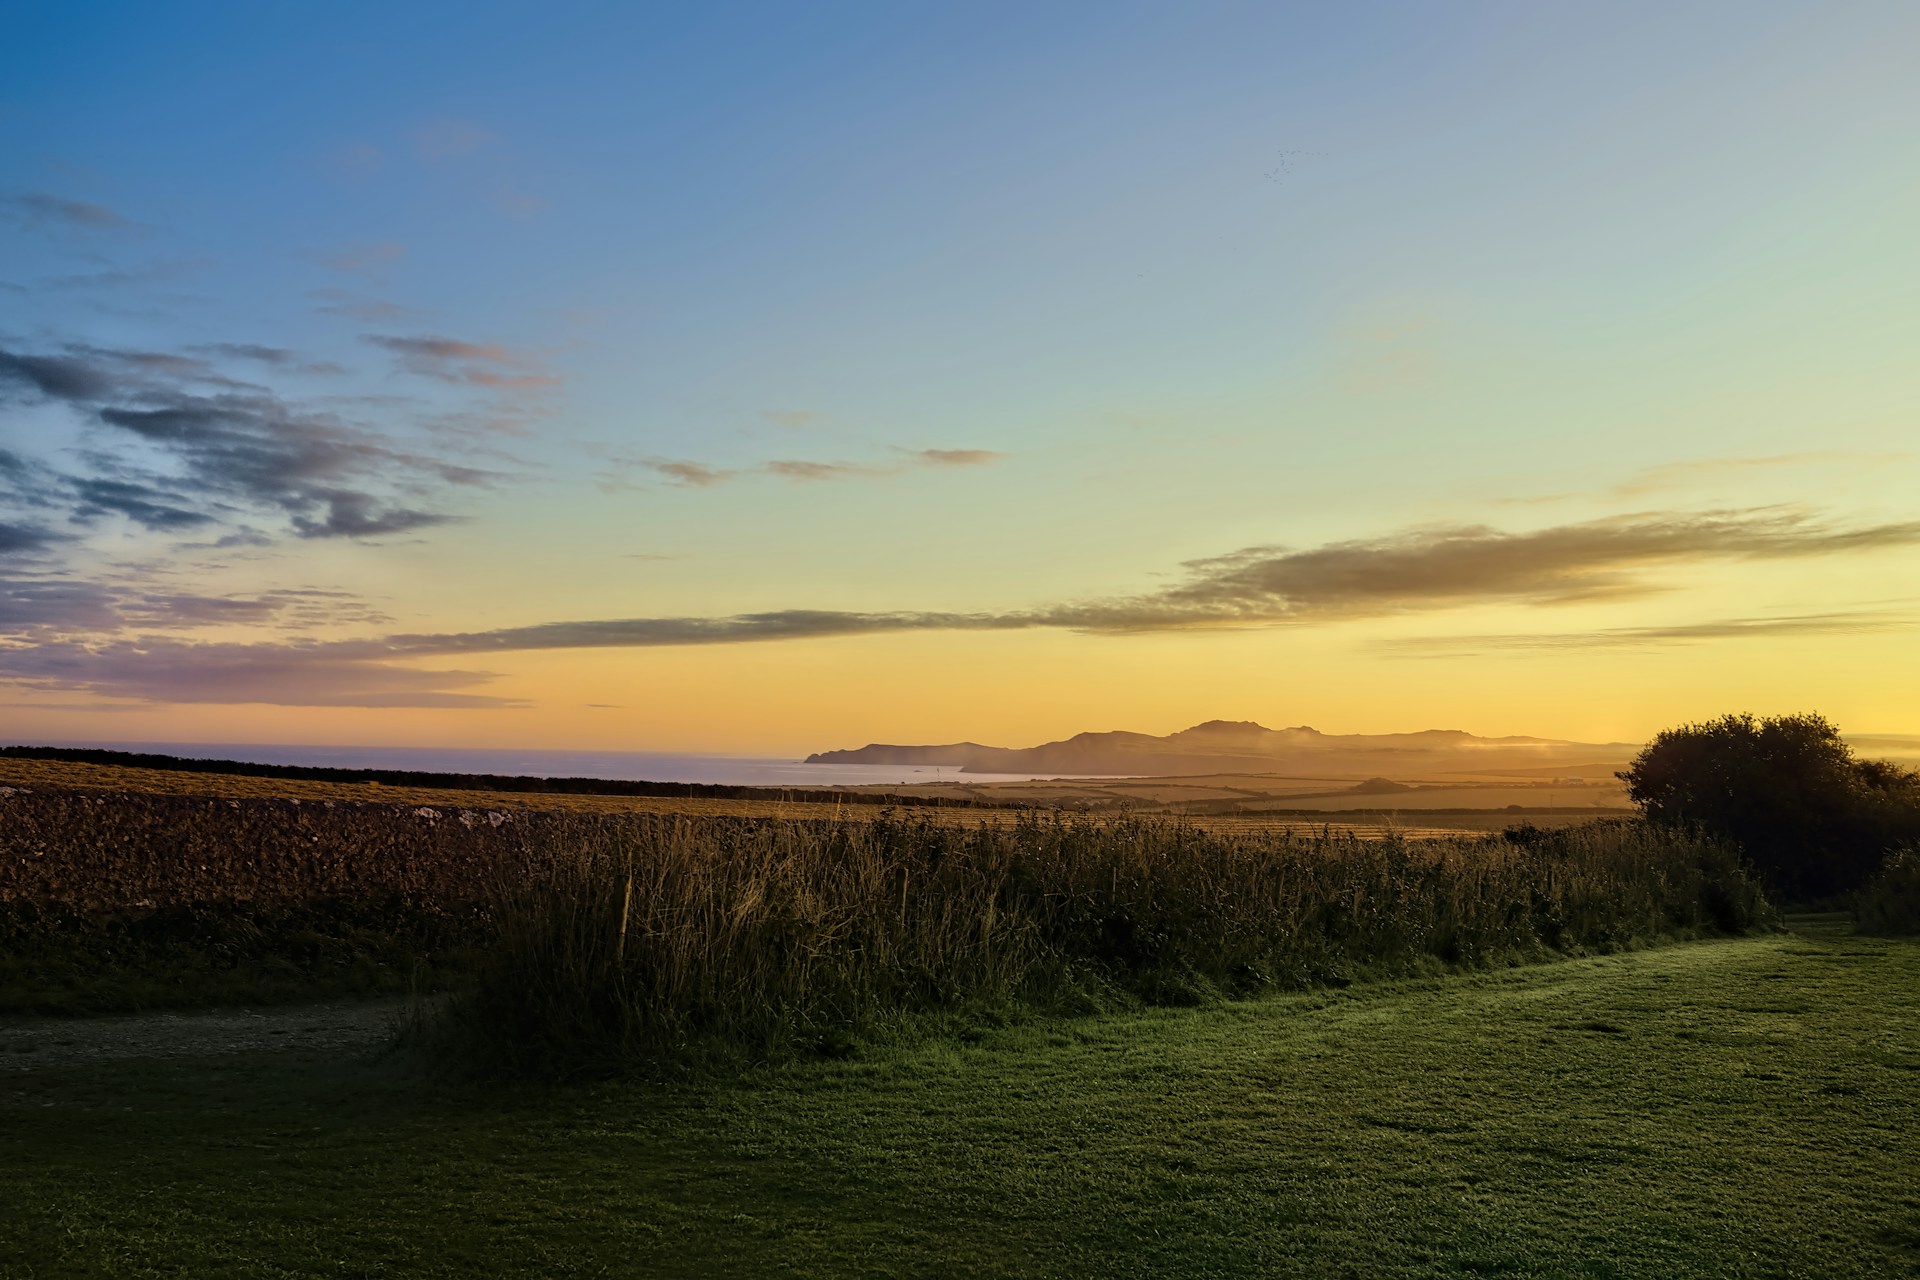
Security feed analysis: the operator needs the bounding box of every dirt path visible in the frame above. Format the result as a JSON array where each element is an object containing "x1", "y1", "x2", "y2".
[{"x1": 0, "y1": 997, "x2": 411, "y2": 1071}]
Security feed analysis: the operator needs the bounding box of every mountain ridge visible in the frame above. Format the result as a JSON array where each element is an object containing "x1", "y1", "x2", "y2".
[{"x1": 805, "y1": 720, "x2": 1640, "y2": 778}]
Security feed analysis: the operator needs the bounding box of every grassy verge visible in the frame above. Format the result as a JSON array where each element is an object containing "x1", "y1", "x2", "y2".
[
  {"x1": 2, "y1": 921, "x2": 1913, "y2": 1278},
  {"x1": 0, "y1": 901, "x2": 481, "y2": 1016}
]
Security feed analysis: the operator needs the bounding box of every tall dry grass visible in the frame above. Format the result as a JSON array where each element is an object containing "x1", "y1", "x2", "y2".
[{"x1": 450, "y1": 813, "x2": 1771, "y2": 1075}]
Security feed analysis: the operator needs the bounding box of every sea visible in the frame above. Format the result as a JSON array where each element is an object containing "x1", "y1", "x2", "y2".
[{"x1": 27, "y1": 740, "x2": 1087, "y2": 788}]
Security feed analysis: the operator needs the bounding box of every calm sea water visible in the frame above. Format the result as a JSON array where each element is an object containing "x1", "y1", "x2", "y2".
[{"x1": 29, "y1": 740, "x2": 1087, "y2": 788}]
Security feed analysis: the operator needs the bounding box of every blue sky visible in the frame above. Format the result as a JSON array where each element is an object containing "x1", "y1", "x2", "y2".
[{"x1": 3, "y1": 1, "x2": 1918, "y2": 751}]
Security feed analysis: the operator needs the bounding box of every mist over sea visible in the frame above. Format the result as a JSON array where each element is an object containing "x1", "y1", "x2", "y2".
[{"x1": 36, "y1": 741, "x2": 1085, "y2": 788}]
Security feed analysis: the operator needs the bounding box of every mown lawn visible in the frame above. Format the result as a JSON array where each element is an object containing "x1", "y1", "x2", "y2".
[{"x1": 3, "y1": 920, "x2": 1915, "y2": 1278}]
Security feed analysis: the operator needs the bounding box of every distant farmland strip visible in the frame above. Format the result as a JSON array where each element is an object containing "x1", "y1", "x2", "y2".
[
  {"x1": 0, "y1": 758, "x2": 1533, "y2": 838},
  {"x1": 0, "y1": 744, "x2": 982, "y2": 808}
]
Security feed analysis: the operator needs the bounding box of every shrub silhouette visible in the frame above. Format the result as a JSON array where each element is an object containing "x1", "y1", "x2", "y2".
[
  {"x1": 1619, "y1": 712, "x2": 1920, "y2": 900},
  {"x1": 1855, "y1": 847, "x2": 1920, "y2": 935}
]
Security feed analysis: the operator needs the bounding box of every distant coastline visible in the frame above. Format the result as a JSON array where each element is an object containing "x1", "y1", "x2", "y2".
[{"x1": 0, "y1": 741, "x2": 1104, "y2": 792}]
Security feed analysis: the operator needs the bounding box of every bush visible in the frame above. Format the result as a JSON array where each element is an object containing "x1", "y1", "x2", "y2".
[
  {"x1": 1618, "y1": 712, "x2": 1920, "y2": 900},
  {"x1": 1855, "y1": 848, "x2": 1920, "y2": 936}
]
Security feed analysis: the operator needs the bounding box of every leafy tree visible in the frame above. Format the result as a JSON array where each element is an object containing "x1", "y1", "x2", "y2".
[{"x1": 1619, "y1": 712, "x2": 1920, "y2": 900}]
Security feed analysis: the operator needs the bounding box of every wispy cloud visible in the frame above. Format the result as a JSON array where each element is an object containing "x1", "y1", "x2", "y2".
[
  {"x1": 1613, "y1": 452, "x2": 1908, "y2": 497},
  {"x1": 764, "y1": 459, "x2": 891, "y2": 482},
  {"x1": 313, "y1": 241, "x2": 406, "y2": 277},
  {"x1": 1496, "y1": 451, "x2": 1913, "y2": 510},
  {"x1": 0, "y1": 636, "x2": 516, "y2": 708},
  {"x1": 909, "y1": 448, "x2": 1003, "y2": 467},
  {"x1": 322, "y1": 142, "x2": 386, "y2": 178},
  {"x1": 41, "y1": 258, "x2": 210, "y2": 292},
  {"x1": 0, "y1": 348, "x2": 116, "y2": 400},
  {"x1": 190, "y1": 343, "x2": 345, "y2": 376},
  {"x1": 0, "y1": 340, "x2": 495, "y2": 540},
  {"x1": 2, "y1": 192, "x2": 128, "y2": 231},
  {"x1": 310, "y1": 290, "x2": 420, "y2": 323},
  {"x1": 1137, "y1": 509, "x2": 1920, "y2": 620},
  {"x1": 643, "y1": 460, "x2": 735, "y2": 488},
  {"x1": 0, "y1": 520, "x2": 67, "y2": 557},
  {"x1": 616, "y1": 447, "x2": 1003, "y2": 490},
  {"x1": 323, "y1": 508, "x2": 1920, "y2": 639},
  {"x1": 1378, "y1": 610, "x2": 1915, "y2": 655},
  {"x1": 0, "y1": 576, "x2": 389, "y2": 638},
  {"x1": 70, "y1": 477, "x2": 215, "y2": 531},
  {"x1": 364, "y1": 333, "x2": 561, "y2": 390},
  {"x1": 762, "y1": 409, "x2": 818, "y2": 428},
  {"x1": 8, "y1": 507, "x2": 1915, "y2": 707},
  {"x1": 413, "y1": 117, "x2": 497, "y2": 161}
]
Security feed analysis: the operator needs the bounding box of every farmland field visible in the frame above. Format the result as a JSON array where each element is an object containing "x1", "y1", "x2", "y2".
[
  {"x1": 0, "y1": 755, "x2": 1614, "y2": 839},
  {"x1": 2, "y1": 919, "x2": 1914, "y2": 1278},
  {"x1": 1, "y1": 763, "x2": 1765, "y2": 1032}
]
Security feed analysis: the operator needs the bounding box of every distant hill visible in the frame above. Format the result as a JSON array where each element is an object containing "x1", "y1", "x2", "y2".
[{"x1": 806, "y1": 719, "x2": 1643, "y2": 780}]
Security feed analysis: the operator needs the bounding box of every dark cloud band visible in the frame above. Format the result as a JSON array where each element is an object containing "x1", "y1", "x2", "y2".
[
  {"x1": 1, "y1": 341, "x2": 496, "y2": 541},
  {"x1": 1, "y1": 507, "x2": 1914, "y2": 707}
]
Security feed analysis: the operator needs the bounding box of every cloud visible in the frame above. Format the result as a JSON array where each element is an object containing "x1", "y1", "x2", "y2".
[
  {"x1": 323, "y1": 143, "x2": 385, "y2": 177},
  {"x1": 6, "y1": 507, "x2": 1916, "y2": 708},
  {"x1": 623, "y1": 447, "x2": 1003, "y2": 489},
  {"x1": 197, "y1": 343, "x2": 296, "y2": 365},
  {"x1": 414, "y1": 118, "x2": 496, "y2": 161},
  {"x1": 0, "y1": 521, "x2": 66, "y2": 557},
  {"x1": 1, "y1": 341, "x2": 494, "y2": 541},
  {"x1": 762, "y1": 409, "x2": 818, "y2": 428},
  {"x1": 366, "y1": 335, "x2": 506, "y2": 366},
  {"x1": 1507, "y1": 452, "x2": 1917, "y2": 508},
  {"x1": 48, "y1": 343, "x2": 267, "y2": 394},
  {"x1": 1139, "y1": 510, "x2": 1920, "y2": 621},
  {"x1": 0, "y1": 349, "x2": 117, "y2": 401},
  {"x1": 314, "y1": 241, "x2": 406, "y2": 276},
  {"x1": 116, "y1": 593, "x2": 288, "y2": 627},
  {"x1": 0, "y1": 579, "x2": 121, "y2": 630},
  {"x1": 364, "y1": 333, "x2": 560, "y2": 389},
  {"x1": 1613, "y1": 452, "x2": 1909, "y2": 498},
  {"x1": 94, "y1": 397, "x2": 487, "y2": 535},
  {"x1": 645, "y1": 460, "x2": 736, "y2": 488},
  {"x1": 764, "y1": 458, "x2": 890, "y2": 482},
  {"x1": 311, "y1": 290, "x2": 420, "y2": 322},
  {"x1": 381, "y1": 609, "x2": 1021, "y2": 654},
  {"x1": 366, "y1": 507, "x2": 1920, "y2": 647},
  {"x1": 1379, "y1": 611, "x2": 1916, "y2": 655},
  {"x1": 288, "y1": 490, "x2": 454, "y2": 540},
  {"x1": 0, "y1": 636, "x2": 517, "y2": 708},
  {"x1": 491, "y1": 186, "x2": 546, "y2": 219},
  {"x1": 41, "y1": 258, "x2": 211, "y2": 292},
  {"x1": 909, "y1": 448, "x2": 1003, "y2": 467},
  {"x1": 0, "y1": 449, "x2": 67, "y2": 518},
  {"x1": 0, "y1": 577, "x2": 390, "y2": 638},
  {"x1": 117, "y1": 588, "x2": 391, "y2": 630},
  {"x1": 191, "y1": 343, "x2": 345, "y2": 376},
  {"x1": 70, "y1": 477, "x2": 214, "y2": 531},
  {"x1": 3, "y1": 192, "x2": 127, "y2": 231}
]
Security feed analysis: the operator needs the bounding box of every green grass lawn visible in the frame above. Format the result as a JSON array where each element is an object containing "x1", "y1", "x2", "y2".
[{"x1": 4, "y1": 920, "x2": 1916, "y2": 1278}]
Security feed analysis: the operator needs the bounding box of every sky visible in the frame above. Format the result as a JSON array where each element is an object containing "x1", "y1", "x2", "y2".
[{"x1": 2, "y1": 0, "x2": 1918, "y2": 756}]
